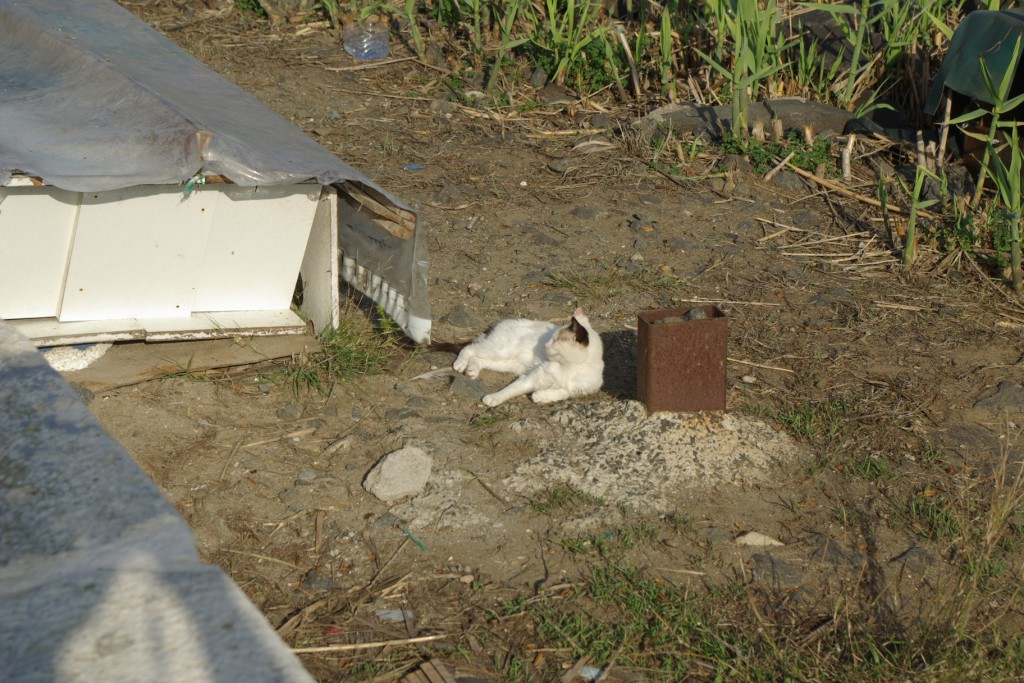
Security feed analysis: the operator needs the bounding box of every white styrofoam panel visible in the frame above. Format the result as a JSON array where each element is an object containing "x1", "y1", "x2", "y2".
[
  {"x1": 298, "y1": 187, "x2": 340, "y2": 334},
  {"x1": 141, "y1": 309, "x2": 305, "y2": 335},
  {"x1": 59, "y1": 187, "x2": 216, "y2": 321},
  {"x1": 192, "y1": 185, "x2": 320, "y2": 313},
  {"x1": 9, "y1": 317, "x2": 147, "y2": 347},
  {"x1": 0, "y1": 187, "x2": 79, "y2": 318}
]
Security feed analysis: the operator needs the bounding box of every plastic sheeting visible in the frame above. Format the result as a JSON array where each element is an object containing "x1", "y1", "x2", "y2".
[
  {"x1": 926, "y1": 9, "x2": 1024, "y2": 114},
  {"x1": 0, "y1": 0, "x2": 430, "y2": 342}
]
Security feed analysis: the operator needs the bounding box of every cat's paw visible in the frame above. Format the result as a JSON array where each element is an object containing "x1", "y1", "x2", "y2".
[
  {"x1": 453, "y1": 355, "x2": 469, "y2": 374},
  {"x1": 482, "y1": 393, "x2": 504, "y2": 407},
  {"x1": 531, "y1": 389, "x2": 568, "y2": 403}
]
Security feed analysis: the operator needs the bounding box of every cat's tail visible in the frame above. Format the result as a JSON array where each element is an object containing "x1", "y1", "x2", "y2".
[
  {"x1": 397, "y1": 338, "x2": 469, "y2": 353},
  {"x1": 426, "y1": 341, "x2": 469, "y2": 354}
]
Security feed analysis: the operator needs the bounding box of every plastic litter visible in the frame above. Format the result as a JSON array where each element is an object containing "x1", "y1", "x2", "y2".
[{"x1": 343, "y1": 21, "x2": 389, "y2": 60}]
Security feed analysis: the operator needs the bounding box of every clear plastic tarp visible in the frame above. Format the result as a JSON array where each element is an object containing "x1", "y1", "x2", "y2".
[{"x1": 0, "y1": 0, "x2": 430, "y2": 342}]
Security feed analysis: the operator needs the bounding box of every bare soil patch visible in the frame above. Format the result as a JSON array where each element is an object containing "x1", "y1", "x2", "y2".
[{"x1": 80, "y1": 2, "x2": 1024, "y2": 680}]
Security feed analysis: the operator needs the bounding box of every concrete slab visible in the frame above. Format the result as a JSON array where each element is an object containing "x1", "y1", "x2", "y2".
[{"x1": 0, "y1": 320, "x2": 314, "y2": 683}]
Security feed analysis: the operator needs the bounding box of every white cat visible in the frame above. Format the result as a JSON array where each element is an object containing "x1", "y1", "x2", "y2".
[{"x1": 452, "y1": 308, "x2": 604, "y2": 407}]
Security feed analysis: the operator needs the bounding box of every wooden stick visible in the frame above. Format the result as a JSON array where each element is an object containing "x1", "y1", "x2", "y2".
[
  {"x1": 727, "y1": 358, "x2": 794, "y2": 374},
  {"x1": 785, "y1": 162, "x2": 940, "y2": 219},
  {"x1": 764, "y1": 151, "x2": 795, "y2": 181},
  {"x1": 324, "y1": 56, "x2": 419, "y2": 72},
  {"x1": 842, "y1": 134, "x2": 856, "y2": 181},
  {"x1": 937, "y1": 94, "x2": 953, "y2": 167},
  {"x1": 614, "y1": 25, "x2": 642, "y2": 100},
  {"x1": 873, "y1": 301, "x2": 924, "y2": 311},
  {"x1": 292, "y1": 634, "x2": 449, "y2": 654}
]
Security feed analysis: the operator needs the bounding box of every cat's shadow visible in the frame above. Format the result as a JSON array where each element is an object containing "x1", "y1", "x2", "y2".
[{"x1": 600, "y1": 330, "x2": 637, "y2": 400}]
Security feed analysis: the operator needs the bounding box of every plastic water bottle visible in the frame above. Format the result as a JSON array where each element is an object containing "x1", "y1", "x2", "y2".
[{"x1": 343, "y1": 20, "x2": 390, "y2": 60}]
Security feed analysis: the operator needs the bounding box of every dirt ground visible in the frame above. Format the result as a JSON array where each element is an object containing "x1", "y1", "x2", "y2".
[{"x1": 82, "y1": 2, "x2": 1024, "y2": 680}]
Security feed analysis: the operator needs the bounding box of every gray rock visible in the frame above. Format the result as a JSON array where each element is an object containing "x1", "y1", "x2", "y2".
[
  {"x1": 547, "y1": 158, "x2": 574, "y2": 174},
  {"x1": 751, "y1": 553, "x2": 802, "y2": 588},
  {"x1": 278, "y1": 487, "x2": 306, "y2": 511},
  {"x1": 406, "y1": 395, "x2": 435, "y2": 409},
  {"x1": 528, "y1": 67, "x2": 548, "y2": 88},
  {"x1": 276, "y1": 401, "x2": 303, "y2": 420},
  {"x1": 442, "y1": 304, "x2": 475, "y2": 329},
  {"x1": 538, "y1": 83, "x2": 574, "y2": 104},
  {"x1": 763, "y1": 98, "x2": 855, "y2": 137},
  {"x1": 541, "y1": 291, "x2": 575, "y2": 305},
  {"x1": 296, "y1": 470, "x2": 317, "y2": 482},
  {"x1": 429, "y1": 98, "x2": 458, "y2": 115},
  {"x1": 974, "y1": 381, "x2": 1024, "y2": 412},
  {"x1": 637, "y1": 98, "x2": 854, "y2": 142},
  {"x1": 450, "y1": 374, "x2": 490, "y2": 400},
  {"x1": 570, "y1": 205, "x2": 606, "y2": 220},
  {"x1": 363, "y1": 446, "x2": 432, "y2": 502},
  {"x1": 792, "y1": 210, "x2": 820, "y2": 230},
  {"x1": 301, "y1": 568, "x2": 338, "y2": 592},
  {"x1": 523, "y1": 224, "x2": 562, "y2": 247},
  {"x1": 771, "y1": 170, "x2": 805, "y2": 191},
  {"x1": 723, "y1": 154, "x2": 753, "y2": 174},
  {"x1": 369, "y1": 511, "x2": 407, "y2": 532},
  {"x1": 666, "y1": 236, "x2": 706, "y2": 251},
  {"x1": 385, "y1": 407, "x2": 421, "y2": 421}
]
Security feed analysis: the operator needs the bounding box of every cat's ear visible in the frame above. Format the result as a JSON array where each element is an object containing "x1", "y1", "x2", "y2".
[{"x1": 568, "y1": 316, "x2": 590, "y2": 345}]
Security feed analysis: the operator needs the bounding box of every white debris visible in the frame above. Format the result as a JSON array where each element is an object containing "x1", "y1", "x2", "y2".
[
  {"x1": 41, "y1": 343, "x2": 111, "y2": 372},
  {"x1": 735, "y1": 531, "x2": 784, "y2": 547}
]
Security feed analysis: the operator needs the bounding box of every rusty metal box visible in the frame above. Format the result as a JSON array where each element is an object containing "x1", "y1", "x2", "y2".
[{"x1": 637, "y1": 306, "x2": 727, "y2": 413}]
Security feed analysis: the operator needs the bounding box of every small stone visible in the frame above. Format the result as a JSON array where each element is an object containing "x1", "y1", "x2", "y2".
[
  {"x1": 442, "y1": 304, "x2": 475, "y2": 329},
  {"x1": 547, "y1": 158, "x2": 574, "y2": 174},
  {"x1": 571, "y1": 205, "x2": 606, "y2": 220},
  {"x1": 385, "y1": 407, "x2": 420, "y2": 421},
  {"x1": 297, "y1": 470, "x2": 317, "y2": 482},
  {"x1": 741, "y1": 375, "x2": 757, "y2": 384},
  {"x1": 770, "y1": 170, "x2": 805, "y2": 192},
  {"x1": 723, "y1": 154, "x2": 753, "y2": 174},
  {"x1": 429, "y1": 99, "x2": 458, "y2": 115},
  {"x1": 406, "y1": 395, "x2": 433, "y2": 409},
  {"x1": 528, "y1": 67, "x2": 548, "y2": 88},
  {"x1": 450, "y1": 374, "x2": 490, "y2": 400},
  {"x1": 323, "y1": 435, "x2": 354, "y2": 454},
  {"x1": 276, "y1": 402, "x2": 303, "y2": 420},
  {"x1": 682, "y1": 308, "x2": 707, "y2": 321},
  {"x1": 363, "y1": 446, "x2": 432, "y2": 502},
  {"x1": 735, "y1": 531, "x2": 784, "y2": 547},
  {"x1": 301, "y1": 568, "x2": 338, "y2": 592},
  {"x1": 369, "y1": 511, "x2": 406, "y2": 532},
  {"x1": 791, "y1": 210, "x2": 820, "y2": 230}
]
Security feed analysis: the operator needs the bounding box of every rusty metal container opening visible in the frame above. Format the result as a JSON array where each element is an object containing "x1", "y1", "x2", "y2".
[{"x1": 637, "y1": 306, "x2": 727, "y2": 413}]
